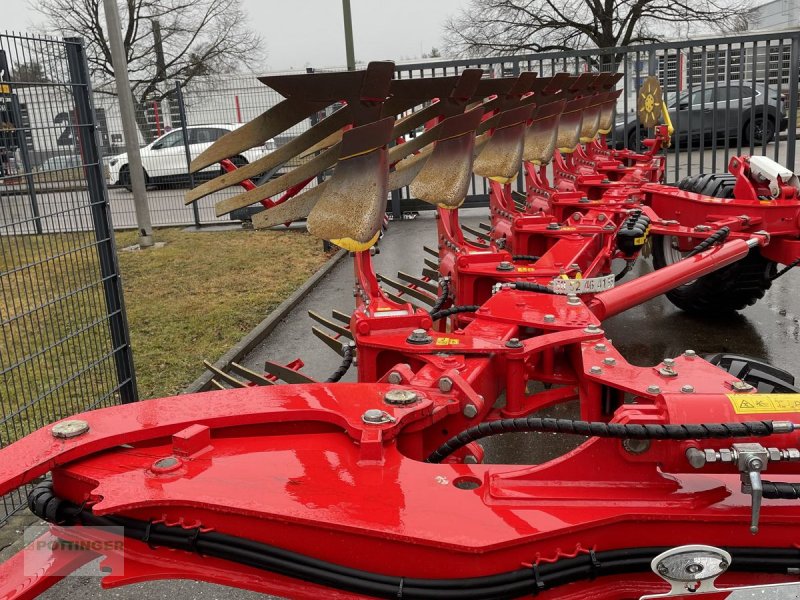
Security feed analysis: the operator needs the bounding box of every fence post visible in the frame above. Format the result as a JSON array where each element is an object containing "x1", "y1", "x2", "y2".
[
  {"x1": 175, "y1": 81, "x2": 201, "y2": 227},
  {"x1": 787, "y1": 36, "x2": 799, "y2": 172},
  {"x1": 65, "y1": 36, "x2": 138, "y2": 404}
]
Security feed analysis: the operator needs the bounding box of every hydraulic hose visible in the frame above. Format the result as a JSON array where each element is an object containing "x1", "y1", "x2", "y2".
[
  {"x1": 325, "y1": 344, "x2": 354, "y2": 383},
  {"x1": 430, "y1": 305, "x2": 480, "y2": 322},
  {"x1": 27, "y1": 483, "x2": 800, "y2": 600},
  {"x1": 684, "y1": 226, "x2": 730, "y2": 258},
  {"x1": 429, "y1": 278, "x2": 450, "y2": 315},
  {"x1": 771, "y1": 257, "x2": 800, "y2": 281},
  {"x1": 426, "y1": 418, "x2": 778, "y2": 463}
]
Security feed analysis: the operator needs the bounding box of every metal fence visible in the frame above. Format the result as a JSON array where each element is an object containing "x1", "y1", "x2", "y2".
[
  {"x1": 391, "y1": 30, "x2": 800, "y2": 214},
  {"x1": 0, "y1": 33, "x2": 136, "y2": 523}
]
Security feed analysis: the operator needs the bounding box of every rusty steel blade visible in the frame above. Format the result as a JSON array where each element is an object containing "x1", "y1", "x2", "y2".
[
  {"x1": 397, "y1": 271, "x2": 438, "y2": 294},
  {"x1": 187, "y1": 107, "x2": 350, "y2": 204},
  {"x1": 259, "y1": 61, "x2": 394, "y2": 104},
  {"x1": 210, "y1": 379, "x2": 227, "y2": 390},
  {"x1": 262, "y1": 360, "x2": 315, "y2": 384},
  {"x1": 384, "y1": 290, "x2": 421, "y2": 310},
  {"x1": 422, "y1": 267, "x2": 439, "y2": 280},
  {"x1": 308, "y1": 310, "x2": 353, "y2": 339},
  {"x1": 215, "y1": 144, "x2": 340, "y2": 217},
  {"x1": 474, "y1": 102, "x2": 536, "y2": 183},
  {"x1": 191, "y1": 98, "x2": 328, "y2": 173},
  {"x1": 524, "y1": 100, "x2": 564, "y2": 165},
  {"x1": 423, "y1": 245, "x2": 438, "y2": 258},
  {"x1": 409, "y1": 109, "x2": 484, "y2": 208},
  {"x1": 462, "y1": 224, "x2": 491, "y2": 241},
  {"x1": 307, "y1": 117, "x2": 394, "y2": 247},
  {"x1": 478, "y1": 222, "x2": 491, "y2": 231},
  {"x1": 330, "y1": 309, "x2": 351, "y2": 324},
  {"x1": 556, "y1": 96, "x2": 592, "y2": 153},
  {"x1": 202, "y1": 360, "x2": 247, "y2": 388},
  {"x1": 297, "y1": 128, "x2": 346, "y2": 159},
  {"x1": 424, "y1": 257, "x2": 439, "y2": 271},
  {"x1": 228, "y1": 362, "x2": 275, "y2": 386},
  {"x1": 251, "y1": 181, "x2": 328, "y2": 230},
  {"x1": 378, "y1": 274, "x2": 436, "y2": 305},
  {"x1": 311, "y1": 326, "x2": 347, "y2": 356}
]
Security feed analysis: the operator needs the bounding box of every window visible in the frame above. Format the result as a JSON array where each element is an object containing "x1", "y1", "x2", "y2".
[
  {"x1": 191, "y1": 128, "x2": 229, "y2": 144},
  {"x1": 153, "y1": 130, "x2": 186, "y2": 149},
  {"x1": 690, "y1": 89, "x2": 712, "y2": 106}
]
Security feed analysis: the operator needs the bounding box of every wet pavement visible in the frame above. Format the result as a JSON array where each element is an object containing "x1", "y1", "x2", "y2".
[{"x1": 34, "y1": 206, "x2": 800, "y2": 598}]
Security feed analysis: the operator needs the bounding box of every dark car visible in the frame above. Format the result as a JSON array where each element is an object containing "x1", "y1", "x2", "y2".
[{"x1": 614, "y1": 82, "x2": 788, "y2": 150}]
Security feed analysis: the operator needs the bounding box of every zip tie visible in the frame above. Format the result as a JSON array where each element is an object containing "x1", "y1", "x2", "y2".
[
  {"x1": 531, "y1": 562, "x2": 545, "y2": 594},
  {"x1": 589, "y1": 549, "x2": 601, "y2": 580},
  {"x1": 189, "y1": 527, "x2": 202, "y2": 555},
  {"x1": 396, "y1": 576, "x2": 404, "y2": 598},
  {"x1": 142, "y1": 519, "x2": 156, "y2": 549}
]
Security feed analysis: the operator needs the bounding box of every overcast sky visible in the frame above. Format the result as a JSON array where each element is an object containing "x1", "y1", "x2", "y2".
[{"x1": 4, "y1": 0, "x2": 468, "y2": 71}]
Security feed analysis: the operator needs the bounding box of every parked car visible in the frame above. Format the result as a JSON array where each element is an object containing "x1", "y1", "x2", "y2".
[
  {"x1": 614, "y1": 83, "x2": 788, "y2": 150},
  {"x1": 33, "y1": 154, "x2": 84, "y2": 183},
  {"x1": 107, "y1": 124, "x2": 277, "y2": 191}
]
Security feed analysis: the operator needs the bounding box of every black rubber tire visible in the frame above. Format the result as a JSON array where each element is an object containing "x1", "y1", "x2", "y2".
[
  {"x1": 118, "y1": 165, "x2": 149, "y2": 192},
  {"x1": 743, "y1": 115, "x2": 776, "y2": 146},
  {"x1": 652, "y1": 173, "x2": 777, "y2": 314},
  {"x1": 230, "y1": 155, "x2": 248, "y2": 168},
  {"x1": 626, "y1": 127, "x2": 647, "y2": 153}
]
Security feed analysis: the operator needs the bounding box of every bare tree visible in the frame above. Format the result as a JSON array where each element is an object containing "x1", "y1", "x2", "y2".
[
  {"x1": 444, "y1": 0, "x2": 751, "y2": 57},
  {"x1": 34, "y1": 0, "x2": 264, "y2": 141}
]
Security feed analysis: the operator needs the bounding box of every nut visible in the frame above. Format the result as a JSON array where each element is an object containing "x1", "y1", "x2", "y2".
[
  {"x1": 51, "y1": 419, "x2": 90, "y2": 439},
  {"x1": 384, "y1": 389, "x2": 419, "y2": 406},
  {"x1": 463, "y1": 404, "x2": 478, "y2": 418},
  {"x1": 438, "y1": 377, "x2": 454, "y2": 393}
]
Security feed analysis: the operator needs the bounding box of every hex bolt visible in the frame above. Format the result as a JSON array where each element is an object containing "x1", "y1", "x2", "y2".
[
  {"x1": 572, "y1": 212, "x2": 582, "y2": 222},
  {"x1": 584, "y1": 324, "x2": 601, "y2": 333},
  {"x1": 663, "y1": 358, "x2": 676, "y2": 367},
  {"x1": 569, "y1": 263, "x2": 581, "y2": 270},
  {"x1": 603, "y1": 357, "x2": 616, "y2": 366},
  {"x1": 684, "y1": 349, "x2": 697, "y2": 358},
  {"x1": 579, "y1": 196, "x2": 590, "y2": 203},
  {"x1": 590, "y1": 366, "x2": 603, "y2": 375},
  {"x1": 647, "y1": 384, "x2": 662, "y2": 394},
  {"x1": 543, "y1": 314, "x2": 556, "y2": 323},
  {"x1": 51, "y1": 419, "x2": 90, "y2": 439},
  {"x1": 546, "y1": 222, "x2": 561, "y2": 230},
  {"x1": 387, "y1": 371, "x2": 402, "y2": 384},
  {"x1": 407, "y1": 328, "x2": 432, "y2": 345},
  {"x1": 505, "y1": 337, "x2": 523, "y2": 348},
  {"x1": 567, "y1": 294, "x2": 581, "y2": 306},
  {"x1": 438, "y1": 377, "x2": 454, "y2": 393},
  {"x1": 362, "y1": 409, "x2": 394, "y2": 424},
  {"x1": 153, "y1": 457, "x2": 180, "y2": 470},
  {"x1": 594, "y1": 343, "x2": 607, "y2": 352},
  {"x1": 681, "y1": 384, "x2": 695, "y2": 393},
  {"x1": 623, "y1": 438, "x2": 651, "y2": 455},
  {"x1": 463, "y1": 404, "x2": 478, "y2": 418},
  {"x1": 597, "y1": 214, "x2": 607, "y2": 222},
  {"x1": 384, "y1": 389, "x2": 419, "y2": 406},
  {"x1": 497, "y1": 260, "x2": 514, "y2": 272}
]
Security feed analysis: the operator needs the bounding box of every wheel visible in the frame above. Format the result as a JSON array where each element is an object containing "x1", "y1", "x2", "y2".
[
  {"x1": 704, "y1": 353, "x2": 800, "y2": 393},
  {"x1": 651, "y1": 173, "x2": 777, "y2": 314},
  {"x1": 230, "y1": 155, "x2": 248, "y2": 168},
  {"x1": 743, "y1": 115, "x2": 776, "y2": 146},
  {"x1": 118, "y1": 165, "x2": 150, "y2": 192},
  {"x1": 626, "y1": 128, "x2": 647, "y2": 153}
]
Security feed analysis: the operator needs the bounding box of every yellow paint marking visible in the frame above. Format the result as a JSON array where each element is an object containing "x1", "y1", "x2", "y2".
[{"x1": 728, "y1": 394, "x2": 800, "y2": 414}]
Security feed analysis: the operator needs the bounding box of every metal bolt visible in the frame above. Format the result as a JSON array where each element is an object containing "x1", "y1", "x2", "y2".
[
  {"x1": 546, "y1": 222, "x2": 561, "y2": 230},
  {"x1": 497, "y1": 260, "x2": 514, "y2": 272},
  {"x1": 594, "y1": 343, "x2": 607, "y2": 352},
  {"x1": 407, "y1": 328, "x2": 432, "y2": 345},
  {"x1": 384, "y1": 389, "x2": 419, "y2": 406},
  {"x1": 572, "y1": 212, "x2": 582, "y2": 222},
  {"x1": 569, "y1": 263, "x2": 581, "y2": 270},
  {"x1": 464, "y1": 455, "x2": 479, "y2": 464},
  {"x1": 543, "y1": 314, "x2": 556, "y2": 323},
  {"x1": 731, "y1": 380, "x2": 755, "y2": 392},
  {"x1": 647, "y1": 384, "x2": 661, "y2": 394},
  {"x1": 387, "y1": 371, "x2": 402, "y2": 384},
  {"x1": 438, "y1": 377, "x2": 454, "y2": 393},
  {"x1": 579, "y1": 196, "x2": 590, "y2": 203},
  {"x1": 584, "y1": 324, "x2": 601, "y2": 333},
  {"x1": 362, "y1": 409, "x2": 394, "y2": 424},
  {"x1": 51, "y1": 419, "x2": 89, "y2": 439},
  {"x1": 463, "y1": 404, "x2": 478, "y2": 418},
  {"x1": 623, "y1": 438, "x2": 651, "y2": 454},
  {"x1": 681, "y1": 384, "x2": 695, "y2": 393},
  {"x1": 154, "y1": 457, "x2": 179, "y2": 469},
  {"x1": 567, "y1": 294, "x2": 581, "y2": 306},
  {"x1": 659, "y1": 366, "x2": 678, "y2": 377},
  {"x1": 603, "y1": 357, "x2": 616, "y2": 366},
  {"x1": 505, "y1": 337, "x2": 523, "y2": 348},
  {"x1": 597, "y1": 214, "x2": 607, "y2": 222},
  {"x1": 590, "y1": 366, "x2": 603, "y2": 375},
  {"x1": 663, "y1": 358, "x2": 676, "y2": 367},
  {"x1": 684, "y1": 349, "x2": 697, "y2": 358}
]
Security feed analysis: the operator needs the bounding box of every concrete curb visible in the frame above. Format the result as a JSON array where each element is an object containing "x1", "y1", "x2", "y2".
[{"x1": 182, "y1": 248, "x2": 347, "y2": 394}]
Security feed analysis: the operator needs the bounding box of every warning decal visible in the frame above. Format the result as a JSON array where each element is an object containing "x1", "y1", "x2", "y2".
[{"x1": 728, "y1": 394, "x2": 800, "y2": 414}]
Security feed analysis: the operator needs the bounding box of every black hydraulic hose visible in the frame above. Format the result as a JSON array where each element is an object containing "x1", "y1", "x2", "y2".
[
  {"x1": 508, "y1": 281, "x2": 556, "y2": 294},
  {"x1": 684, "y1": 226, "x2": 730, "y2": 258},
  {"x1": 614, "y1": 260, "x2": 634, "y2": 282},
  {"x1": 762, "y1": 481, "x2": 800, "y2": 499},
  {"x1": 27, "y1": 484, "x2": 800, "y2": 600},
  {"x1": 512, "y1": 255, "x2": 540, "y2": 262},
  {"x1": 430, "y1": 305, "x2": 480, "y2": 322},
  {"x1": 771, "y1": 257, "x2": 800, "y2": 281},
  {"x1": 426, "y1": 418, "x2": 776, "y2": 463},
  {"x1": 429, "y1": 278, "x2": 450, "y2": 315},
  {"x1": 325, "y1": 344, "x2": 353, "y2": 383}
]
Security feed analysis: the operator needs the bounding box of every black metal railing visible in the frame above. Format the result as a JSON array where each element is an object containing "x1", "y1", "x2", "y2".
[{"x1": 0, "y1": 32, "x2": 136, "y2": 524}]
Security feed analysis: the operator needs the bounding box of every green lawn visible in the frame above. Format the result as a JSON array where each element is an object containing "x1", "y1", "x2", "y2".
[{"x1": 1, "y1": 227, "x2": 330, "y2": 444}]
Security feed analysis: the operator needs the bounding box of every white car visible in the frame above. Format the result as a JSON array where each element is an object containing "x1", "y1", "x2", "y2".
[{"x1": 107, "y1": 124, "x2": 277, "y2": 191}]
